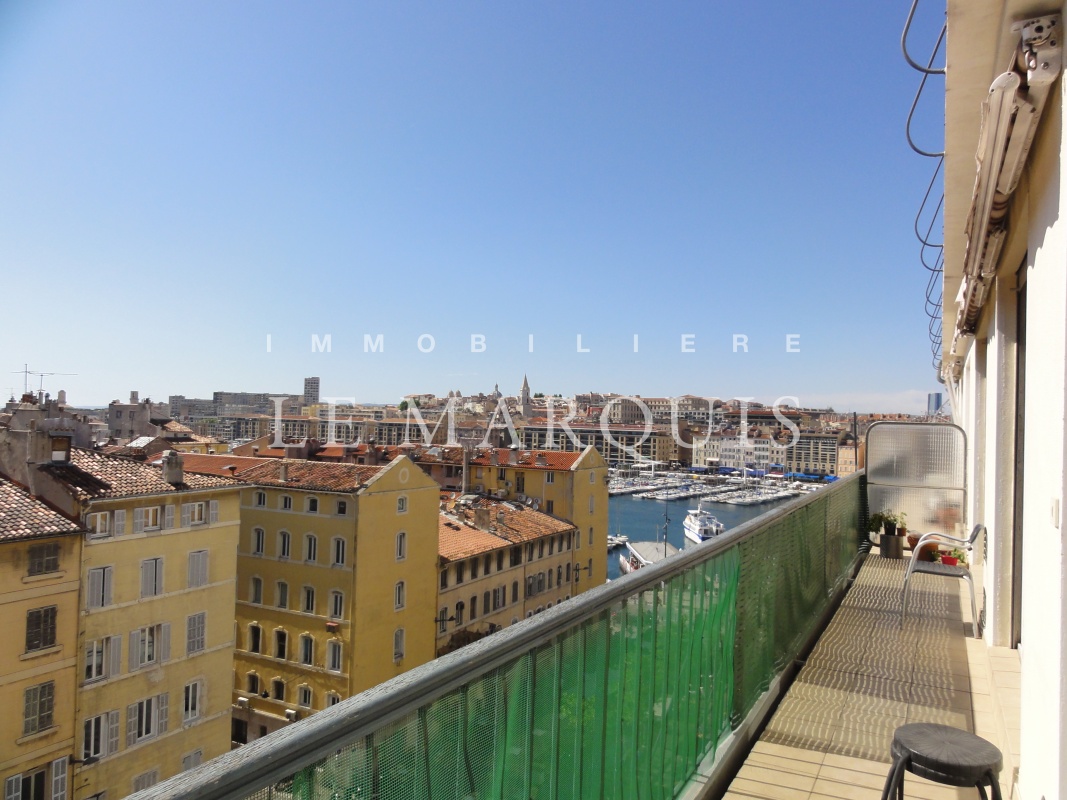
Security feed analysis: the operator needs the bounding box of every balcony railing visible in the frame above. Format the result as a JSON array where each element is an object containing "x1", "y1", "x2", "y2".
[{"x1": 137, "y1": 472, "x2": 865, "y2": 800}]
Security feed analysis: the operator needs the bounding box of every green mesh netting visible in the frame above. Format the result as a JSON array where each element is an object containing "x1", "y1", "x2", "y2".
[{"x1": 269, "y1": 480, "x2": 860, "y2": 800}]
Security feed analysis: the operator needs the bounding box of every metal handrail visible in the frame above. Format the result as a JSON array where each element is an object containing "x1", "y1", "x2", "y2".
[{"x1": 134, "y1": 471, "x2": 865, "y2": 800}]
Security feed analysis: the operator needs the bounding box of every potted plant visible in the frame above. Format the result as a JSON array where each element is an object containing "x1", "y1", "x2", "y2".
[
  {"x1": 940, "y1": 548, "x2": 966, "y2": 567},
  {"x1": 876, "y1": 511, "x2": 905, "y2": 559},
  {"x1": 896, "y1": 511, "x2": 908, "y2": 537}
]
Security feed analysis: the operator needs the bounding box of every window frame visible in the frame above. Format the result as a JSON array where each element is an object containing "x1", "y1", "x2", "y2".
[
  {"x1": 27, "y1": 543, "x2": 60, "y2": 576},
  {"x1": 25, "y1": 605, "x2": 57, "y2": 653}
]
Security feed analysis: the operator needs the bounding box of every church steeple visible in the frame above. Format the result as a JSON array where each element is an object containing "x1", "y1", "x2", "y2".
[{"x1": 519, "y1": 375, "x2": 532, "y2": 417}]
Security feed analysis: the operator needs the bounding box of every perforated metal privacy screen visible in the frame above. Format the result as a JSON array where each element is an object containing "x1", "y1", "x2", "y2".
[{"x1": 866, "y1": 422, "x2": 967, "y2": 538}]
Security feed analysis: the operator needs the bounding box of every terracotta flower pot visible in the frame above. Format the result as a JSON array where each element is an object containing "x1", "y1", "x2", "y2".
[
  {"x1": 907, "y1": 534, "x2": 939, "y2": 562},
  {"x1": 941, "y1": 556, "x2": 959, "y2": 567}
]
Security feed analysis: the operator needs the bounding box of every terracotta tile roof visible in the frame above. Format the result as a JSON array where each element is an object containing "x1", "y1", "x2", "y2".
[
  {"x1": 438, "y1": 515, "x2": 510, "y2": 561},
  {"x1": 0, "y1": 476, "x2": 83, "y2": 542},
  {"x1": 161, "y1": 453, "x2": 275, "y2": 479},
  {"x1": 438, "y1": 496, "x2": 575, "y2": 559},
  {"x1": 236, "y1": 460, "x2": 384, "y2": 492},
  {"x1": 41, "y1": 448, "x2": 241, "y2": 501},
  {"x1": 466, "y1": 448, "x2": 584, "y2": 471},
  {"x1": 161, "y1": 420, "x2": 194, "y2": 434}
]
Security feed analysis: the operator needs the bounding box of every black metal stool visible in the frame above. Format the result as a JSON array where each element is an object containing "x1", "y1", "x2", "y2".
[{"x1": 880, "y1": 723, "x2": 1003, "y2": 799}]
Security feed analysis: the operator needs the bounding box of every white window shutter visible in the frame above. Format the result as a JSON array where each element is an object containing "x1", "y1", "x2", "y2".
[
  {"x1": 187, "y1": 552, "x2": 195, "y2": 587},
  {"x1": 114, "y1": 509, "x2": 126, "y2": 536},
  {"x1": 107, "y1": 710, "x2": 120, "y2": 755},
  {"x1": 155, "y1": 558, "x2": 164, "y2": 594},
  {"x1": 5, "y1": 776, "x2": 21, "y2": 800},
  {"x1": 164, "y1": 505, "x2": 175, "y2": 529},
  {"x1": 133, "y1": 508, "x2": 144, "y2": 534},
  {"x1": 126, "y1": 703, "x2": 137, "y2": 747},
  {"x1": 50, "y1": 756, "x2": 67, "y2": 800},
  {"x1": 200, "y1": 551, "x2": 209, "y2": 585},
  {"x1": 140, "y1": 561, "x2": 152, "y2": 598},
  {"x1": 103, "y1": 567, "x2": 113, "y2": 606},
  {"x1": 160, "y1": 623, "x2": 171, "y2": 662},
  {"x1": 129, "y1": 630, "x2": 140, "y2": 672},
  {"x1": 88, "y1": 569, "x2": 102, "y2": 610},
  {"x1": 181, "y1": 503, "x2": 191, "y2": 528},
  {"x1": 157, "y1": 692, "x2": 168, "y2": 734},
  {"x1": 209, "y1": 500, "x2": 219, "y2": 524},
  {"x1": 109, "y1": 636, "x2": 122, "y2": 677}
]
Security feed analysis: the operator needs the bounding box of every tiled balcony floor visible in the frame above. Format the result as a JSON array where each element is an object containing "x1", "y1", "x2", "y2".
[{"x1": 724, "y1": 554, "x2": 1021, "y2": 800}]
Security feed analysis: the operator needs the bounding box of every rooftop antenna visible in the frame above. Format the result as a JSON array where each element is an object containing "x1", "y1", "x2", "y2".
[
  {"x1": 28, "y1": 368, "x2": 77, "y2": 393},
  {"x1": 12, "y1": 365, "x2": 77, "y2": 396}
]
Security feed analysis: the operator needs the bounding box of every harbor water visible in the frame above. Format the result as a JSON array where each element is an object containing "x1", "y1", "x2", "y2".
[{"x1": 606, "y1": 493, "x2": 798, "y2": 580}]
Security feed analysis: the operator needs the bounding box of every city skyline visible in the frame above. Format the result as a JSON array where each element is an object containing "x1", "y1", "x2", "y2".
[{"x1": 1, "y1": 2, "x2": 945, "y2": 412}]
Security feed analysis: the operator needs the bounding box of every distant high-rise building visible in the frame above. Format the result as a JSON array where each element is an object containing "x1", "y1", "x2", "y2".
[
  {"x1": 927, "y1": 392, "x2": 943, "y2": 416},
  {"x1": 304, "y1": 376, "x2": 320, "y2": 405}
]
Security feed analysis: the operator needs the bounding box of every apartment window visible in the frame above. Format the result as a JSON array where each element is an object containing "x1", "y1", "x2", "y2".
[
  {"x1": 140, "y1": 557, "x2": 164, "y2": 598},
  {"x1": 186, "y1": 612, "x2": 206, "y2": 655},
  {"x1": 254, "y1": 491, "x2": 266, "y2": 507},
  {"x1": 545, "y1": 472, "x2": 555, "y2": 484},
  {"x1": 546, "y1": 500, "x2": 554, "y2": 514},
  {"x1": 470, "y1": 558, "x2": 479, "y2": 579},
  {"x1": 272, "y1": 680, "x2": 285, "y2": 701},
  {"x1": 329, "y1": 591, "x2": 344, "y2": 619},
  {"x1": 252, "y1": 528, "x2": 265, "y2": 555},
  {"x1": 249, "y1": 625, "x2": 262, "y2": 654},
  {"x1": 332, "y1": 537, "x2": 346, "y2": 566},
  {"x1": 85, "y1": 636, "x2": 120, "y2": 682},
  {"x1": 132, "y1": 771, "x2": 159, "y2": 793},
  {"x1": 131, "y1": 623, "x2": 169, "y2": 669},
  {"x1": 455, "y1": 561, "x2": 465, "y2": 584},
  {"x1": 397, "y1": 496, "x2": 408, "y2": 514},
  {"x1": 548, "y1": 538, "x2": 554, "y2": 555},
  {"x1": 454, "y1": 601, "x2": 465, "y2": 625},
  {"x1": 281, "y1": 495, "x2": 293, "y2": 510},
  {"x1": 496, "y1": 468, "x2": 505, "y2": 481},
  {"x1": 557, "y1": 565, "x2": 563, "y2": 587},
  {"x1": 306, "y1": 497, "x2": 318, "y2": 513},
  {"x1": 302, "y1": 586, "x2": 315, "y2": 614},
  {"x1": 537, "y1": 572, "x2": 545, "y2": 592},
  {"x1": 251, "y1": 577, "x2": 263, "y2": 604},
  {"x1": 538, "y1": 541, "x2": 544, "y2": 558},
  {"x1": 548, "y1": 569, "x2": 553, "y2": 589},
  {"x1": 300, "y1": 635, "x2": 313, "y2": 665},
  {"x1": 27, "y1": 543, "x2": 60, "y2": 576},
  {"x1": 393, "y1": 628, "x2": 405, "y2": 661},
  {"x1": 394, "y1": 581, "x2": 405, "y2": 610},
  {"x1": 304, "y1": 535, "x2": 318, "y2": 563},
  {"x1": 326, "y1": 640, "x2": 342, "y2": 672},
  {"x1": 187, "y1": 550, "x2": 208, "y2": 588},
  {"x1": 25, "y1": 606, "x2": 57, "y2": 652},
  {"x1": 326, "y1": 692, "x2": 341, "y2": 707},
  {"x1": 274, "y1": 630, "x2": 288, "y2": 659},
  {"x1": 23, "y1": 681, "x2": 54, "y2": 735},
  {"x1": 526, "y1": 543, "x2": 534, "y2": 562},
  {"x1": 496, "y1": 551, "x2": 504, "y2": 571},
  {"x1": 588, "y1": 496, "x2": 594, "y2": 514},
  {"x1": 483, "y1": 590, "x2": 491, "y2": 611},
  {"x1": 510, "y1": 547, "x2": 521, "y2": 567},
  {"x1": 470, "y1": 595, "x2": 478, "y2": 619},
  {"x1": 395, "y1": 531, "x2": 406, "y2": 561},
  {"x1": 183, "y1": 502, "x2": 206, "y2": 526},
  {"x1": 276, "y1": 581, "x2": 289, "y2": 609},
  {"x1": 588, "y1": 527, "x2": 593, "y2": 547},
  {"x1": 278, "y1": 531, "x2": 291, "y2": 560},
  {"x1": 336, "y1": 500, "x2": 347, "y2": 515},
  {"x1": 183, "y1": 680, "x2": 202, "y2": 722},
  {"x1": 440, "y1": 568, "x2": 448, "y2": 590},
  {"x1": 83, "y1": 711, "x2": 118, "y2": 759},
  {"x1": 511, "y1": 581, "x2": 519, "y2": 603},
  {"x1": 87, "y1": 567, "x2": 113, "y2": 610},
  {"x1": 298, "y1": 685, "x2": 312, "y2": 708},
  {"x1": 247, "y1": 673, "x2": 260, "y2": 694},
  {"x1": 182, "y1": 751, "x2": 203, "y2": 771},
  {"x1": 128, "y1": 694, "x2": 168, "y2": 745},
  {"x1": 88, "y1": 512, "x2": 111, "y2": 538},
  {"x1": 141, "y1": 506, "x2": 161, "y2": 531}
]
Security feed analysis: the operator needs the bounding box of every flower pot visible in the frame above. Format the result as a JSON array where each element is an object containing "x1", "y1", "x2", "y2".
[
  {"x1": 879, "y1": 534, "x2": 904, "y2": 559},
  {"x1": 941, "y1": 555, "x2": 959, "y2": 567},
  {"x1": 907, "y1": 534, "x2": 939, "y2": 562},
  {"x1": 883, "y1": 522, "x2": 897, "y2": 537}
]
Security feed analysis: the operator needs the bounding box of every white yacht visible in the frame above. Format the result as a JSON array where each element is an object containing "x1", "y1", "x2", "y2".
[
  {"x1": 619, "y1": 540, "x2": 679, "y2": 574},
  {"x1": 682, "y1": 499, "x2": 726, "y2": 544}
]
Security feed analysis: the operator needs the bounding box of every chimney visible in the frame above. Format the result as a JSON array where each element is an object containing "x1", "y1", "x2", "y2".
[
  {"x1": 130, "y1": 391, "x2": 139, "y2": 404},
  {"x1": 279, "y1": 462, "x2": 289, "y2": 482},
  {"x1": 57, "y1": 390, "x2": 67, "y2": 405},
  {"x1": 536, "y1": 452, "x2": 546, "y2": 467},
  {"x1": 496, "y1": 510, "x2": 506, "y2": 524},
  {"x1": 161, "y1": 451, "x2": 183, "y2": 485},
  {"x1": 509, "y1": 445, "x2": 518, "y2": 465},
  {"x1": 473, "y1": 507, "x2": 491, "y2": 531},
  {"x1": 490, "y1": 450, "x2": 499, "y2": 465}
]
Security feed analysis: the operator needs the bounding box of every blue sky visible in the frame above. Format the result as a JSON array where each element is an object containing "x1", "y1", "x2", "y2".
[{"x1": 0, "y1": 1, "x2": 946, "y2": 411}]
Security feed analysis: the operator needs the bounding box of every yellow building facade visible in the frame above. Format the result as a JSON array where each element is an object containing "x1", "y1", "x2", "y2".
[
  {"x1": 0, "y1": 478, "x2": 83, "y2": 800},
  {"x1": 180, "y1": 456, "x2": 440, "y2": 744}
]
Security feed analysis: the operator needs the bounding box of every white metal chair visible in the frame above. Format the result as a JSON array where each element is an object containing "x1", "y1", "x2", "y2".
[{"x1": 901, "y1": 524, "x2": 985, "y2": 637}]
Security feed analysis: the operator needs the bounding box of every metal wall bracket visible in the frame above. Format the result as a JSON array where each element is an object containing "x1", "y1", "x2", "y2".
[{"x1": 1016, "y1": 15, "x2": 1062, "y2": 86}]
